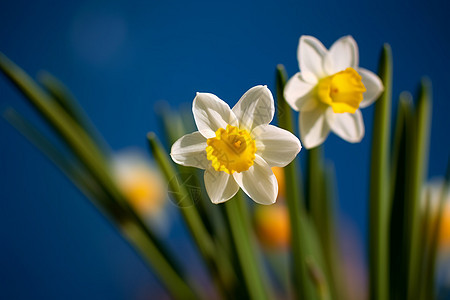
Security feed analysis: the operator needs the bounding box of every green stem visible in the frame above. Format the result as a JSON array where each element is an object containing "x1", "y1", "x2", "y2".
[
  {"x1": 3, "y1": 108, "x2": 105, "y2": 204},
  {"x1": 147, "y1": 133, "x2": 235, "y2": 297},
  {"x1": 406, "y1": 78, "x2": 432, "y2": 299},
  {"x1": 388, "y1": 93, "x2": 413, "y2": 300},
  {"x1": 276, "y1": 64, "x2": 328, "y2": 300},
  {"x1": 121, "y1": 221, "x2": 198, "y2": 300},
  {"x1": 307, "y1": 148, "x2": 341, "y2": 300},
  {"x1": 225, "y1": 194, "x2": 268, "y2": 300},
  {"x1": 0, "y1": 51, "x2": 122, "y2": 207},
  {"x1": 0, "y1": 53, "x2": 198, "y2": 300},
  {"x1": 37, "y1": 71, "x2": 110, "y2": 154},
  {"x1": 369, "y1": 44, "x2": 392, "y2": 300}
]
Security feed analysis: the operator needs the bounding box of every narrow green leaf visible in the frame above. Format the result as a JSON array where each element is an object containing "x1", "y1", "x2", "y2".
[
  {"x1": 154, "y1": 101, "x2": 186, "y2": 149},
  {"x1": 389, "y1": 93, "x2": 414, "y2": 300},
  {"x1": 418, "y1": 188, "x2": 433, "y2": 300},
  {"x1": 0, "y1": 52, "x2": 122, "y2": 205},
  {"x1": 3, "y1": 109, "x2": 198, "y2": 300},
  {"x1": 306, "y1": 147, "x2": 341, "y2": 299},
  {"x1": 147, "y1": 132, "x2": 236, "y2": 295},
  {"x1": 369, "y1": 44, "x2": 392, "y2": 300},
  {"x1": 3, "y1": 108, "x2": 107, "y2": 206},
  {"x1": 37, "y1": 71, "x2": 110, "y2": 154},
  {"x1": 406, "y1": 78, "x2": 432, "y2": 298},
  {"x1": 322, "y1": 162, "x2": 342, "y2": 299},
  {"x1": 119, "y1": 221, "x2": 200, "y2": 300},
  {"x1": 424, "y1": 159, "x2": 450, "y2": 299},
  {"x1": 276, "y1": 64, "x2": 329, "y2": 300},
  {"x1": 156, "y1": 103, "x2": 225, "y2": 241},
  {"x1": 307, "y1": 146, "x2": 325, "y2": 217},
  {"x1": 224, "y1": 193, "x2": 269, "y2": 300},
  {"x1": 0, "y1": 54, "x2": 199, "y2": 299}
]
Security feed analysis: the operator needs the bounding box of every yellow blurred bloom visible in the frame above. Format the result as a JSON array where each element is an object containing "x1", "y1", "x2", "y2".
[
  {"x1": 440, "y1": 203, "x2": 450, "y2": 249},
  {"x1": 113, "y1": 150, "x2": 166, "y2": 217},
  {"x1": 254, "y1": 203, "x2": 290, "y2": 250}
]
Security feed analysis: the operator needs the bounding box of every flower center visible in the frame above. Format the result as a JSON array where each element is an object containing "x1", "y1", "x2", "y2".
[
  {"x1": 317, "y1": 67, "x2": 366, "y2": 114},
  {"x1": 206, "y1": 125, "x2": 256, "y2": 174}
]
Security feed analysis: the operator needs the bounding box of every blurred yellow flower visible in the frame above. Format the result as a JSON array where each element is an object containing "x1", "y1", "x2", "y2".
[
  {"x1": 440, "y1": 203, "x2": 450, "y2": 249},
  {"x1": 254, "y1": 203, "x2": 290, "y2": 250},
  {"x1": 113, "y1": 150, "x2": 167, "y2": 218}
]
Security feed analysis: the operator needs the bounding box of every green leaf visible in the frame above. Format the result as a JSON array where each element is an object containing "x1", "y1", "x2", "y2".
[
  {"x1": 406, "y1": 78, "x2": 432, "y2": 299},
  {"x1": 369, "y1": 44, "x2": 392, "y2": 300},
  {"x1": 147, "y1": 132, "x2": 236, "y2": 296},
  {"x1": 3, "y1": 108, "x2": 107, "y2": 205},
  {"x1": 224, "y1": 193, "x2": 271, "y2": 300},
  {"x1": 37, "y1": 71, "x2": 110, "y2": 154},
  {"x1": 276, "y1": 65, "x2": 329, "y2": 300},
  {"x1": 0, "y1": 53, "x2": 199, "y2": 300},
  {"x1": 0, "y1": 52, "x2": 120, "y2": 205},
  {"x1": 389, "y1": 92, "x2": 414, "y2": 300}
]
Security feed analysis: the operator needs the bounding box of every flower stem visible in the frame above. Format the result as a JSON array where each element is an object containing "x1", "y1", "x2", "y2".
[
  {"x1": 0, "y1": 53, "x2": 198, "y2": 300},
  {"x1": 147, "y1": 133, "x2": 235, "y2": 297},
  {"x1": 307, "y1": 146, "x2": 341, "y2": 300},
  {"x1": 225, "y1": 193, "x2": 269, "y2": 300},
  {"x1": 276, "y1": 64, "x2": 329, "y2": 300},
  {"x1": 406, "y1": 78, "x2": 432, "y2": 298},
  {"x1": 388, "y1": 92, "x2": 413, "y2": 299},
  {"x1": 369, "y1": 44, "x2": 392, "y2": 300}
]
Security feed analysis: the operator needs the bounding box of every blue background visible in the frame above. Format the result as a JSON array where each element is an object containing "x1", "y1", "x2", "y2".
[{"x1": 0, "y1": 0, "x2": 449, "y2": 298}]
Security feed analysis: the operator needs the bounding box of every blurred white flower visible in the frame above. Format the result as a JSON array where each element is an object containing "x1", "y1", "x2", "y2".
[
  {"x1": 284, "y1": 35, "x2": 384, "y2": 148},
  {"x1": 171, "y1": 85, "x2": 301, "y2": 205}
]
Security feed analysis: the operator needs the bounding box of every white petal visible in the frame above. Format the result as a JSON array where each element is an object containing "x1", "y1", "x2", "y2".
[
  {"x1": 324, "y1": 35, "x2": 359, "y2": 74},
  {"x1": 358, "y1": 68, "x2": 384, "y2": 108},
  {"x1": 284, "y1": 73, "x2": 318, "y2": 112},
  {"x1": 299, "y1": 106, "x2": 330, "y2": 149},
  {"x1": 252, "y1": 124, "x2": 302, "y2": 167},
  {"x1": 193, "y1": 93, "x2": 238, "y2": 138},
  {"x1": 325, "y1": 108, "x2": 365, "y2": 143},
  {"x1": 170, "y1": 131, "x2": 209, "y2": 169},
  {"x1": 233, "y1": 155, "x2": 278, "y2": 205},
  {"x1": 298, "y1": 35, "x2": 327, "y2": 83},
  {"x1": 204, "y1": 167, "x2": 239, "y2": 204},
  {"x1": 232, "y1": 85, "x2": 274, "y2": 131}
]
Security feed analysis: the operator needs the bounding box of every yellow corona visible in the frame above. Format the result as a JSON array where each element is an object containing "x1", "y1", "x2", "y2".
[
  {"x1": 317, "y1": 67, "x2": 366, "y2": 114},
  {"x1": 206, "y1": 125, "x2": 256, "y2": 174}
]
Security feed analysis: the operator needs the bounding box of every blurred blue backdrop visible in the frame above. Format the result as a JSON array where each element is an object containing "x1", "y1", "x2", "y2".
[{"x1": 0, "y1": 0, "x2": 449, "y2": 298}]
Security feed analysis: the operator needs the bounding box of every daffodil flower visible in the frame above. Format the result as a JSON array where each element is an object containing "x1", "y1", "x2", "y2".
[
  {"x1": 284, "y1": 35, "x2": 384, "y2": 148},
  {"x1": 171, "y1": 86, "x2": 301, "y2": 205}
]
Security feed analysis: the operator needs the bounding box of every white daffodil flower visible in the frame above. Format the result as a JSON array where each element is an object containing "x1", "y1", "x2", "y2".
[
  {"x1": 284, "y1": 35, "x2": 384, "y2": 148},
  {"x1": 171, "y1": 85, "x2": 301, "y2": 205}
]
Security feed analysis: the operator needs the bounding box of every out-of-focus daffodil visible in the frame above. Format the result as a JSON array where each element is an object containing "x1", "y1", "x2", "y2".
[
  {"x1": 170, "y1": 85, "x2": 301, "y2": 205},
  {"x1": 254, "y1": 203, "x2": 290, "y2": 250},
  {"x1": 284, "y1": 35, "x2": 384, "y2": 148},
  {"x1": 113, "y1": 150, "x2": 167, "y2": 222},
  {"x1": 254, "y1": 167, "x2": 289, "y2": 250}
]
